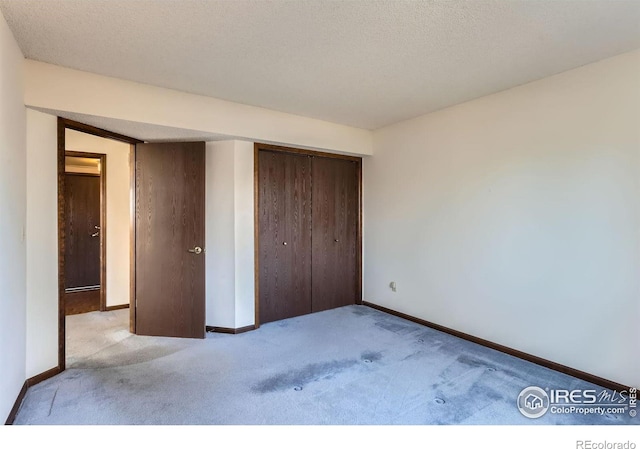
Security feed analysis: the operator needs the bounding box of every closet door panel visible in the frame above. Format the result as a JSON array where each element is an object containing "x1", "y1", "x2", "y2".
[
  {"x1": 258, "y1": 151, "x2": 312, "y2": 323},
  {"x1": 311, "y1": 157, "x2": 358, "y2": 312}
]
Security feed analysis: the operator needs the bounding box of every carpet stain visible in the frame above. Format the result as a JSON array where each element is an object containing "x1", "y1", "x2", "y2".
[
  {"x1": 361, "y1": 351, "x2": 383, "y2": 362},
  {"x1": 484, "y1": 389, "x2": 503, "y2": 401},
  {"x1": 70, "y1": 343, "x2": 187, "y2": 369},
  {"x1": 402, "y1": 349, "x2": 425, "y2": 361},
  {"x1": 374, "y1": 320, "x2": 418, "y2": 335},
  {"x1": 252, "y1": 359, "x2": 358, "y2": 393},
  {"x1": 430, "y1": 355, "x2": 493, "y2": 398},
  {"x1": 349, "y1": 307, "x2": 370, "y2": 316},
  {"x1": 47, "y1": 386, "x2": 60, "y2": 417},
  {"x1": 457, "y1": 354, "x2": 492, "y2": 369}
]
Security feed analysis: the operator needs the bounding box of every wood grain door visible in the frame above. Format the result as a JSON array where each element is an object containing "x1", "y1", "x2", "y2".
[
  {"x1": 311, "y1": 157, "x2": 358, "y2": 312},
  {"x1": 258, "y1": 150, "x2": 312, "y2": 324},
  {"x1": 135, "y1": 142, "x2": 206, "y2": 338},
  {"x1": 64, "y1": 174, "x2": 101, "y2": 289}
]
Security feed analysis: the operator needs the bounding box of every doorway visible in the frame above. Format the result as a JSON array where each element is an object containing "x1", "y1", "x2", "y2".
[
  {"x1": 57, "y1": 118, "x2": 207, "y2": 371},
  {"x1": 58, "y1": 119, "x2": 141, "y2": 370},
  {"x1": 63, "y1": 152, "x2": 105, "y2": 315}
]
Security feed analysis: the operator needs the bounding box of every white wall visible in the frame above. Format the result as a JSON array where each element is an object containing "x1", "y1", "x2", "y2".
[
  {"x1": 25, "y1": 109, "x2": 58, "y2": 378},
  {"x1": 364, "y1": 50, "x2": 640, "y2": 387},
  {"x1": 23, "y1": 60, "x2": 372, "y2": 156},
  {"x1": 233, "y1": 141, "x2": 256, "y2": 328},
  {"x1": 0, "y1": 10, "x2": 26, "y2": 420},
  {"x1": 205, "y1": 140, "x2": 255, "y2": 329},
  {"x1": 66, "y1": 129, "x2": 132, "y2": 307},
  {"x1": 206, "y1": 141, "x2": 237, "y2": 327}
]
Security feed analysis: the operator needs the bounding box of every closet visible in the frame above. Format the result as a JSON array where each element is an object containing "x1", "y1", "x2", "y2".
[{"x1": 257, "y1": 145, "x2": 361, "y2": 324}]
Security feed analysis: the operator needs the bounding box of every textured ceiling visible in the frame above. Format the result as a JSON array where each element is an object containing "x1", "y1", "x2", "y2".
[{"x1": 3, "y1": 0, "x2": 640, "y2": 129}]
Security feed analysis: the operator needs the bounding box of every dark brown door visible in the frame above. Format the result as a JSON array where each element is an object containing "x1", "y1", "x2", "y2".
[
  {"x1": 64, "y1": 174, "x2": 101, "y2": 289},
  {"x1": 311, "y1": 157, "x2": 359, "y2": 312},
  {"x1": 258, "y1": 150, "x2": 312, "y2": 324},
  {"x1": 135, "y1": 142, "x2": 206, "y2": 338}
]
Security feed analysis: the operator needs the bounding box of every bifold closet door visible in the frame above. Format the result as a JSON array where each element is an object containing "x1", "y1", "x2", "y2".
[
  {"x1": 258, "y1": 151, "x2": 312, "y2": 324},
  {"x1": 311, "y1": 157, "x2": 358, "y2": 312}
]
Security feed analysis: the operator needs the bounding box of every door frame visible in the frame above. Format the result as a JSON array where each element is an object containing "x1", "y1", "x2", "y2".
[
  {"x1": 64, "y1": 151, "x2": 106, "y2": 312},
  {"x1": 57, "y1": 118, "x2": 142, "y2": 371},
  {"x1": 253, "y1": 143, "x2": 363, "y2": 329}
]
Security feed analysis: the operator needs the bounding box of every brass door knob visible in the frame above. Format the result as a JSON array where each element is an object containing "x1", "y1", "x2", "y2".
[{"x1": 188, "y1": 246, "x2": 203, "y2": 255}]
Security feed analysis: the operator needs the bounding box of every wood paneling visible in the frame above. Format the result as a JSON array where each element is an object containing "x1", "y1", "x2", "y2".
[
  {"x1": 61, "y1": 118, "x2": 144, "y2": 145},
  {"x1": 64, "y1": 174, "x2": 101, "y2": 289},
  {"x1": 129, "y1": 146, "x2": 136, "y2": 333},
  {"x1": 6, "y1": 367, "x2": 62, "y2": 424},
  {"x1": 65, "y1": 288, "x2": 100, "y2": 315},
  {"x1": 256, "y1": 145, "x2": 361, "y2": 325},
  {"x1": 57, "y1": 118, "x2": 66, "y2": 371},
  {"x1": 311, "y1": 157, "x2": 358, "y2": 312},
  {"x1": 135, "y1": 142, "x2": 206, "y2": 339},
  {"x1": 254, "y1": 142, "x2": 361, "y2": 162},
  {"x1": 5, "y1": 381, "x2": 27, "y2": 425},
  {"x1": 105, "y1": 304, "x2": 129, "y2": 312},
  {"x1": 258, "y1": 150, "x2": 312, "y2": 324},
  {"x1": 205, "y1": 325, "x2": 256, "y2": 334},
  {"x1": 26, "y1": 367, "x2": 63, "y2": 388}
]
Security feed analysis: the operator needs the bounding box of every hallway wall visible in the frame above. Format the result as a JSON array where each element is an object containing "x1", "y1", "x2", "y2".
[{"x1": 0, "y1": 9, "x2": 27, "y2": 420}]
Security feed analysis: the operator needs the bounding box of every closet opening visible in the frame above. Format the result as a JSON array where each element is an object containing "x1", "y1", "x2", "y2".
[{"x1": 254, "y1": 143, "x2": 362, "y2": 326}]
